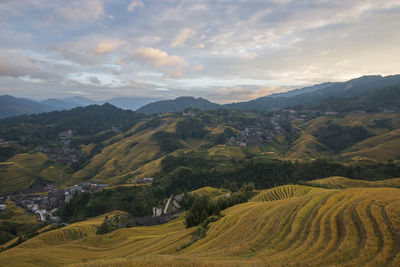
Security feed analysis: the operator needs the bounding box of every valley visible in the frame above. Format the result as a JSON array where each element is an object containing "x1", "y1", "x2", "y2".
[
  {"x1": 1, "y1": 76, "x2": 400, "y2": 266},
  {"x1": 2, "y1": 1, "x2": 400, "y2": 265}
]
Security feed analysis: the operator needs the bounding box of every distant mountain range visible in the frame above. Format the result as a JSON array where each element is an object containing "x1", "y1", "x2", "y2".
[
  {"x1": 223, "y1": 74, "x2": 400, "y2": 111},
  {"x1": 137, "y1": 74, "x2": 400, "y2": 114},
  {"x1": 1, "y1": 74, "x2": 400, "y2": 117},
  {"x1": 0, "y1": 95, "x2": 54, "y2": 118},
  {"x1": 0, "y1": 96, "x2": 163, "y2": 119}
]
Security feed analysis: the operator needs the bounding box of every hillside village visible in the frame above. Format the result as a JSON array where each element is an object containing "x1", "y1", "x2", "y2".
[
  {"x1": 2, "y1": 178, "x2": 184, "y2": 228},
  {"x1": 6, "y1": 183, "x2": 108, "y2": 224},
  {"x1": 226, "y1": 108, "x2": 341, "y2": 147},
  {"x1": 34, "y1": 130, "x2": 85, "y2": 163}
]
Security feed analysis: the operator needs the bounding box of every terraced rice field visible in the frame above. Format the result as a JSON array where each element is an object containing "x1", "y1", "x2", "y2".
[
  {"x1": 251, "y1": 184, "x2": 326, "y2": 201},
  {"x1": 1, "y1": 184, "x2": 399, "y2": 266},
  {"x1": 0, "y1": 152, "x2": 53, "y2": 193},
  {"x1": 307, "y1": 176, "x2": 400, "y2": 189}
]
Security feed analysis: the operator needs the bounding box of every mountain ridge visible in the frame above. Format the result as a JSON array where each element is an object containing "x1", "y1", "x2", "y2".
[
  {"x1": 2, "y1": 74, "x2": 400, "y2": 117},
  {"x1": 136, "y1": 96, "x2": 221, "y2": 114},
  {"x1": 135, "y1": 74, "x2": 400, "y2": 114},
  {"x1": 0, "y1": 95, "x2": 163, "y2": 118}
]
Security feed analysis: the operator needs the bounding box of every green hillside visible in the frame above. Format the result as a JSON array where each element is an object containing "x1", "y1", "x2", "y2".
[
  {"x1": 0, "y1": 88, "x2": 400, "y2": 195},
  {"x1": 1, "y1": 109, "x2": 400, "y2": 193},
  {"x1": 285, "y1": 112, "x2": 400, "y2": 162},
  {"x1": 0, "y1": 153, "x2": 55, "y2": 193}
]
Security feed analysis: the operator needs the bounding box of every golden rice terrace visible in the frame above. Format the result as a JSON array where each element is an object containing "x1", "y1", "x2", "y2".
[{"x1": 1, "y1": 179, "x2": 399, "y2": 267}]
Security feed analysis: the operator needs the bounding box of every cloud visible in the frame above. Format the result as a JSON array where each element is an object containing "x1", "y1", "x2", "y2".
[
  {"x1": 206, "y1": 86, "x2": 288, "y2": 103},
  {"x1": 171, "y1": 28, "x2": 196, "y2": 48},
  {"x1": 55, "y1": 0, "x2": 104, "y2": 22},
  {"x1": 65, "y1": 90, "x2": 90, "y2": 95},
  {"x1": 194, "y1": 43, "x2": 205, "y2": 49},
  {"x1": 94, "y1": 39, "x2": 125, "y2": 54},
  {"x1": 88, "y1": 76, "x2": 101, "y2": 84},
  {"x1": 0, "y1": 0, "x2": 50, "y2": 16},
  {"x1": 2, "y1": 0, "x2": 400, "y2": 101},
  {"x1": 133, "y1": 47, "x2": 188, "y2": 78},
  {"x1": 57, "y1": 43, "x2": 97, "y2": 65},
  {"x1": 151, "y1": 36, "x2": 161, "y2": 44},
  {"x1": 169, "y1": 71, "x2": 183, "y2": 79},
  {"x1": 155, "y1": 87, "x2": 169, "y2": 91},
  {"x1": 55, "y1": 37, "x2": 125, "y2": 65},
  {"x1": 135, "y1": 47, "x2": 188, "y2": 68},
  {"x1": 244, "y1": 53, "x2": 258, "y2": 60},
  {"x1": 192, "y1": 64, "x2": 203, "y2": 71},
  {"x1": 127, "y1": 0, "x2": 143, "y2": 13},
  {"x1": 0, "y1": 52, "x2": 61, "y2": 80}
]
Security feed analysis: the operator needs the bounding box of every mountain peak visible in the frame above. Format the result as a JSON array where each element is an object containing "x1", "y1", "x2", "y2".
[{"x1": 136, "y1": 96, "x2": 220, "y2": 114}]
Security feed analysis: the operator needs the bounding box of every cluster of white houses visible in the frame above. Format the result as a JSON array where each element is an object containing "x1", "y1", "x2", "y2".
[
  {"x1": 13, "y1": 182, "x2": 108, "y2": 224},
  {"x1": 227, "y1": 127, "x2": 276, "y2": 147}
]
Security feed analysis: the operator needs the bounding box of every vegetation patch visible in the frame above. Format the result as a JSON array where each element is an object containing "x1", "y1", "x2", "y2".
[
  {"x1": 96, "y1": 214, "x2": 131, "y2": 235},
  {"x1": 57, "y1": 187, "x2": 162, "y2": 223},
  {"x1": 313, "y1": 120, "x2": 373, "y2": 153},
  {"x1": 151, "y1": 131, "x2": 183, "y2": 154},
  {"x1": 0, "y1": 202, "x2": 47, "y2": 248},
  {"x1": 176, "y1": 118, "x2": 208, "y2": 139}
]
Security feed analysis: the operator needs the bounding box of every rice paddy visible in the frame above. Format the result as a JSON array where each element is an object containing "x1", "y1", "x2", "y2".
[
  {"x1": 307, "y1": 176, "x2": 400, "y2": 189},
  {"x1": 1, "y1": 181, "x2": 399, "y2": 266}
]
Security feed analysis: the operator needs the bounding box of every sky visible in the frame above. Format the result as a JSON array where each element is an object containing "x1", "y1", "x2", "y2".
[{"x1": 0, "y1": 0, "x2": 400, "y2": 103}]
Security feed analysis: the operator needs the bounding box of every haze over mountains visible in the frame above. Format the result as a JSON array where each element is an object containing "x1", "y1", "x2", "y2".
[
  {"x1": 0, "y1": 96, "x2": 163, "y2": 119},
  {"x1": 2, "y1": 74, "x2": 400, "y2": 118},
  {"x1": 137, "y1": 74, "x2": 400, "y2": 113}
]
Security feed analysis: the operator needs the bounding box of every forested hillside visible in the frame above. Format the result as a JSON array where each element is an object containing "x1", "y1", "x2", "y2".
[
  {"x1": 1, "y1": 98, "x2": 400, "y2": 194},
  {"x1": 1, "y1": 84, "x2": 400, "y2": 267}
]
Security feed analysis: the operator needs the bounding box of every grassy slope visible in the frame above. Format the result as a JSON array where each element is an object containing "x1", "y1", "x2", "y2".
[
  {"x1": 71, "y1": 119, "x2": 179, "y2": 185},
  {"x1": 286, "y1": 113, "x2": 400, "y2": 163},
  {"x1": 339, "y1": 128, "x2": 400, "y2": 163},
  {"x1": 0, "y1": 152, "x2": 69, "y2": 193},
  {"x1": 71, "y1": 117, "x2": 224, "y2": 185},
  {"x1": 1, "y1": 181, "x2": 400, "y2": 266},
  {"x1": 2, "y1": 112, "x2": 400, "y2": 192},
  {"x1": 284, "y1": 131, "x2": 331, "y2": 160},
  {"x1": 0, "y1": 153, "x2": 51, "y2": 193},
  {"x1": 0, "y1": 117, "x2": 237, "y2": 191}
]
